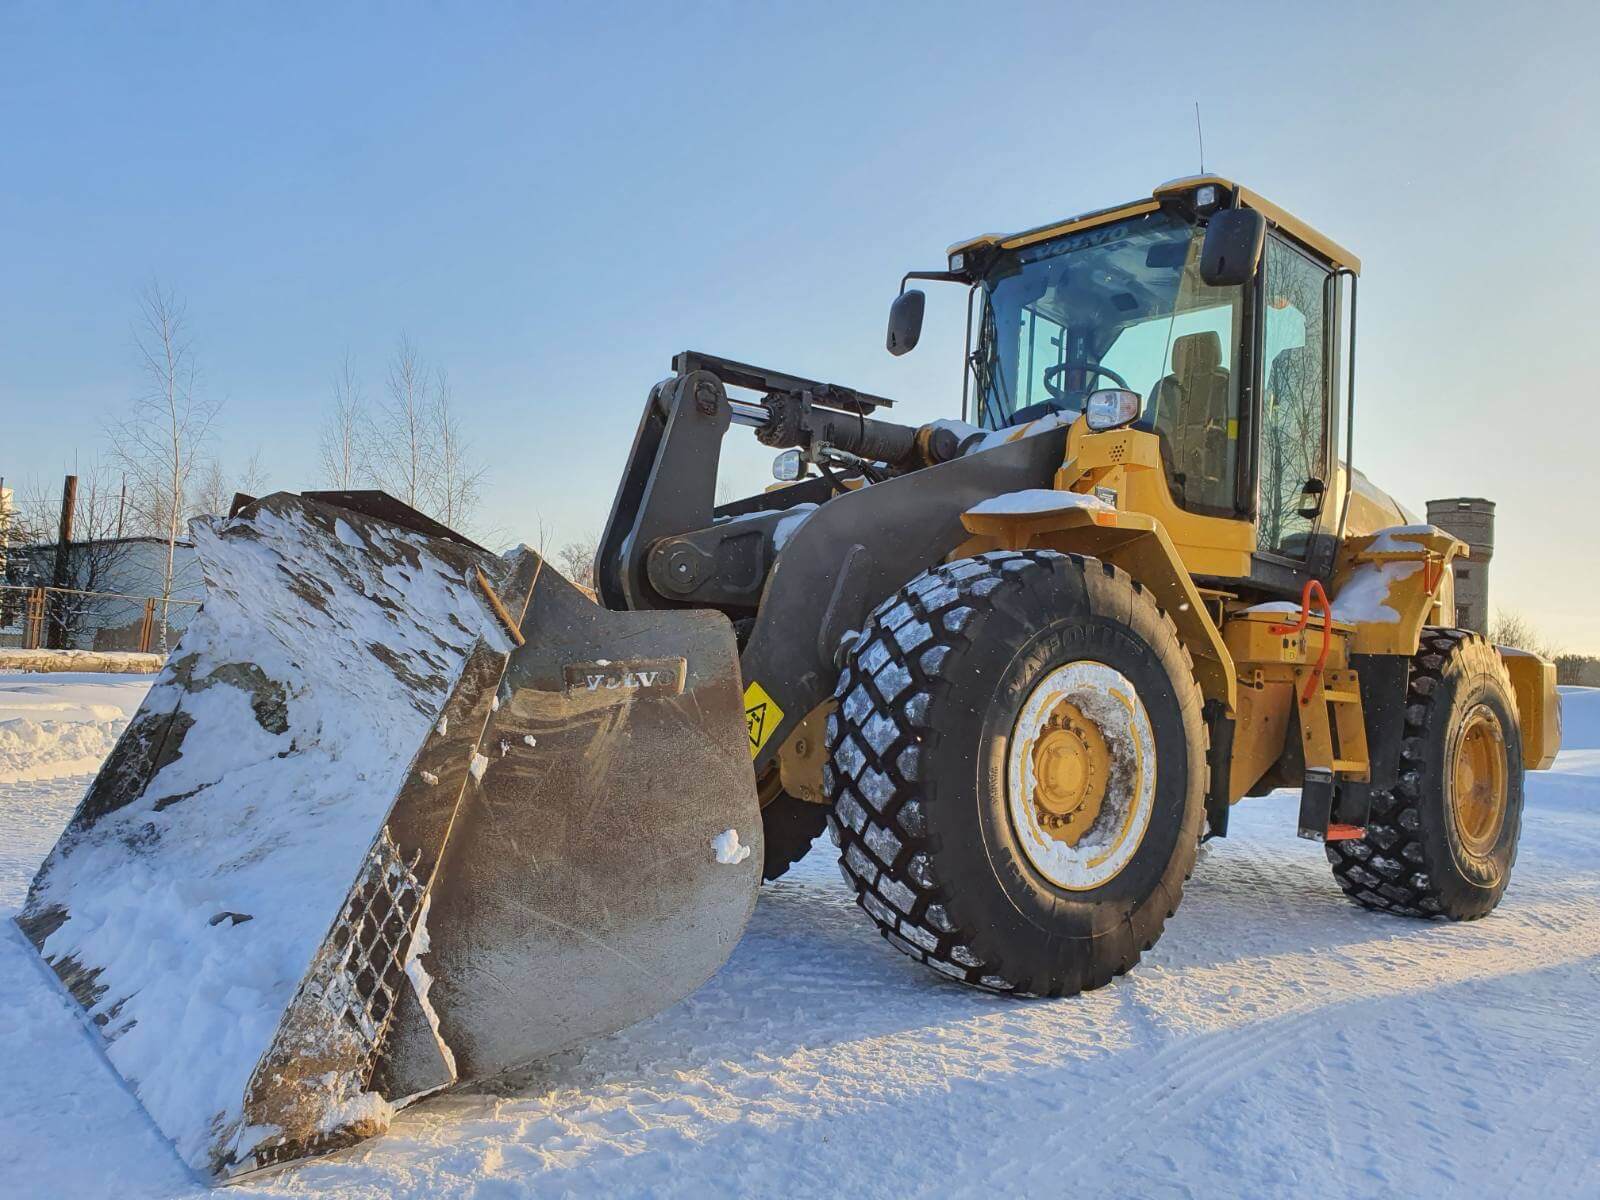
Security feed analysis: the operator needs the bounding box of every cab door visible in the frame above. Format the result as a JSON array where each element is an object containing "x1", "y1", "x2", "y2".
[{"x1": 1256, "y1": 234, "x2": 1336, "y2": 568}]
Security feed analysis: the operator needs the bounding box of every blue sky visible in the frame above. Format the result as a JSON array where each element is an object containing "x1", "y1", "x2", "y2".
[{"x1": 3, "y1": 1, "x2": 1597, "y2": 649}]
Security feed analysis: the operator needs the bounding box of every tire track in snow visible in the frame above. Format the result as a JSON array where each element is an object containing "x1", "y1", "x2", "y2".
[
  {"x1": 7, "y1": 706, "x2": 1600, "y2": 1200},
  {"x1": 1477, "y1": 972, "x2": 1600, "y2": 1198},
  {"x1": 295, "y1": 852, "x2": 1600, "y2": 1197},
  {"x1": 1005, "y1": 1003, "x2": 1330, "y2": 1187}
]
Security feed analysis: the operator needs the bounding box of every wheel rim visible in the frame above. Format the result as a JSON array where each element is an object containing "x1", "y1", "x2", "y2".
[
  {"x1": 1006, "y1": 661, "x2": 1156, "y2": 891},
  {"x1": 1450, "y1": 704, "x2": 1508, "y2": 856}
]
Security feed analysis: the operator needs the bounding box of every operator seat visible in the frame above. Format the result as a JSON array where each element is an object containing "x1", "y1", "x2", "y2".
[{"x1": 1151, "y1": 331, "x2": 1232, "y2": 507}]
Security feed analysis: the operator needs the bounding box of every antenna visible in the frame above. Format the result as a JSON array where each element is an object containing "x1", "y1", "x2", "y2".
[{"x1": 1194, "y1": 102, "x2": 1206, "y2": 174}]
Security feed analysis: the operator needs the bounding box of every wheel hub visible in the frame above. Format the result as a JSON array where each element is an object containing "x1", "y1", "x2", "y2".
[
  {"x1": 1451, "y1": 705, "x2": 1508, "y2": 856},
  {"x1": 1006, "y1": 661, "x2": 1156, "y2": 891},
  {"x1": 1029, "y1": 702, "x2": 1110, "y2": 846}
]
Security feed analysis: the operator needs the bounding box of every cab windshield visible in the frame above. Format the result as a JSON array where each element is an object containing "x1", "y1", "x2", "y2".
[{"x1": 972, "y1": 209, "x2": 1246, "y2": 513}]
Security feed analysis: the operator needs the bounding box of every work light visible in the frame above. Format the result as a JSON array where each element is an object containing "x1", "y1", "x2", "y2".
[{"x1": 1085, "y1": 388, "x2": 1141, "y2": 431}]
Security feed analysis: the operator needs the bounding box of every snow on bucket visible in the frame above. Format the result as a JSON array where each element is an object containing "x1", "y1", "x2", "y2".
[{"x1": 15, "y1": 491, "x2": 761, "y2": 1181}]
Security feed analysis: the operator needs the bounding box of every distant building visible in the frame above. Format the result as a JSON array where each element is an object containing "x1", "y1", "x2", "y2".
[
  {"x1": 1426, "y1": 498, "x2": 1494, "y2": 636},
  {"x1": 0, "y1": 536, "x2": 201, "y2": 650}
]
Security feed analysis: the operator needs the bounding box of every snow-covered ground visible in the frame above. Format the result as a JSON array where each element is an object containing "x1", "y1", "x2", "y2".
[
  {"x1": 0, "y1": 671, "x2": 149, "y2": 783},
  {"x1": 3, "y1": 671, "x2": 1598, "y2": 1199}
]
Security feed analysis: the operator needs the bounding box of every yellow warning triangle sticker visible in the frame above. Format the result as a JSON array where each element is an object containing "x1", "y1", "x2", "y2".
[{"x1": 742, "y1": 681, "x2": 784, "y2": 759}]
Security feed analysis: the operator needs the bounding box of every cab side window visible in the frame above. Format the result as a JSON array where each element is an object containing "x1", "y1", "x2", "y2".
[{"x1": 1258, "y1": 238, "x2": 1331, "y2": 557}]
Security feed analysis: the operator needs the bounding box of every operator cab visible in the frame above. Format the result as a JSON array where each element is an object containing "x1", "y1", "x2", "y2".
[
  {"x1": 895, "y1": 177, "x2": 1360, "y2": 596},
  {"x1": 967, "y1": 204, "x2": 1243, "y2": 518}
]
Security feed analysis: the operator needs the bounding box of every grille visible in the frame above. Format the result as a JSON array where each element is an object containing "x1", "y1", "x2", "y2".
[{"x1": 322, "y1": 829, "x2": 422, "y2": 1053}]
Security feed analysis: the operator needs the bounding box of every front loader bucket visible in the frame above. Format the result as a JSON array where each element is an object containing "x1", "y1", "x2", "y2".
[{"x1": 15, "y1": 492, "x2": 760, "y2": 1181}]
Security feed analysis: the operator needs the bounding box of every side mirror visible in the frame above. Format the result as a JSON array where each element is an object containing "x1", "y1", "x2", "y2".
[
  {"x1": 886, "y1": 289, "x2": 926, "y2": 356},
  {"x1": 1295, "y1": 477, "x2": 1327, "y2": 520},
  {"x1": 1199, "y1": 209, "x2": 1266, "y2": 287}
]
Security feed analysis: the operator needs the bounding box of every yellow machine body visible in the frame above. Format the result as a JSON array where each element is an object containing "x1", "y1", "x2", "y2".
[{"x1": 958, "y1": 420, "x2": 1562, "y2": 806}]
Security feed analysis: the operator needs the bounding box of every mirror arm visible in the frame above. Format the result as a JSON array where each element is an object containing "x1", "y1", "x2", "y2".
[
  {"x1": 899, "y1": 269, "x2": 967, "y2": 294},
  {"x1": 888, "y1": 271, "x2": 967, "y2": 359}
]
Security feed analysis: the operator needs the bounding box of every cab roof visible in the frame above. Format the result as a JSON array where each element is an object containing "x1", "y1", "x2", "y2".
[{"x1": 947, "y1": 175, "x2": 1360, "y2": 275}]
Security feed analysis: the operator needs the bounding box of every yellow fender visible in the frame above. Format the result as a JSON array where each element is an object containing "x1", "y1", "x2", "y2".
[
  {"x1": 1330, "y1": 524, "x2": 1464, "y2": 656},
  {"x1": 1333, "y1": 523, "x2": 1562, "y2": 770},
  {"x1": 960, "y1": 494, "x2": 1237, "y2": 715},
  {"x1": 1499, "y1": 647, "x2": 1562, "y2": 770}
]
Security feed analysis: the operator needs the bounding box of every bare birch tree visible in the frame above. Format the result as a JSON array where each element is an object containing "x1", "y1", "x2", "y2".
[
  {"x1": 343, "y1": 339, "x2": 490, "y2": 533},
  {"x1": 522, "y1": 514, "x2": 555, "y2": 559},
  {"x1": 190, "y1": 450, "x2": 270, "y2": 519},
  {"x1": 1488, "y1": 609, "x2": 1561, "y2": 660},
  {"x1": 318, "y1": 353, "x2": 368, "y2": 489},
  {"x1": 107, "y1": 283, "x2": 219, "y2": 650},
  {"x1": 190, "y1": 459, "x2": 232, "y2": 520},
  {"x1": 428, "y1": 368, "x2": 486, "y2": 529},
  {"x1": 370, "y1": 335, "x2": 432, "y2": 510},
  {"x1": 555, "y1": 534, "x2": 599, "y2": 591},
  {"x1": 239, "y1": 450, "x2": 269, "y2": 498}
]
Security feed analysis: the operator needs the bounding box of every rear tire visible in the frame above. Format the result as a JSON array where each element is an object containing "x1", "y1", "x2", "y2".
[
  {"x1": 825, "y1": 550, "x2": 1205, "y2": 995},
  {"x1": 1327, "y1": 629, "x2": 1524, "y2": 919}
]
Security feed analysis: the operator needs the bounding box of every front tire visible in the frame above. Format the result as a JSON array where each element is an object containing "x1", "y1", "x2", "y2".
[
  {"x1": 1327, "y1": 629, "x2": 1524, "y2": 919},
  {"x1": 825, "y1": 550, "x2": 1205, "y2": 995}
]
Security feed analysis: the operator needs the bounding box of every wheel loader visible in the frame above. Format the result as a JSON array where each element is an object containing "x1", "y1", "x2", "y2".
[{"x1": 17, "y1": 175, "x2": 1563, "y2": 1181}]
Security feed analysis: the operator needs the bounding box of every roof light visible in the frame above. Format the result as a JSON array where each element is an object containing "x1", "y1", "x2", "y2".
[
  {"x1": 948, "y1": 251, "x2": 965, "y2": 272},
  {"x1": 1195, "y1": 184, "x2": 1218, "y2": 209}
]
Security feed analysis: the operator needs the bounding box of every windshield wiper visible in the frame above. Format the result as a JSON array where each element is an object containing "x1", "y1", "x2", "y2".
[{"x1": 973, "y1": 302, "x2": 1012, "y2": 429}]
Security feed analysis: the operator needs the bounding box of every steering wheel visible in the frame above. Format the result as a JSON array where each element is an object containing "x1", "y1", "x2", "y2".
[{"x1": 1042, "y1": 361, "x2": 1131, "y2": 403}]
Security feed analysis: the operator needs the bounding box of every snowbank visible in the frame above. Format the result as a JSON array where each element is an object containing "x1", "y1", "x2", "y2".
[
  {"x1": 1548, "y1": 686, "x2": 1598, "y2": 777},
  {"x1": 0, "y1": 672, "x2": 152, "y2": 784},
  {"x1": 0, "y1": 649, "x2": 165, "y2": 674},
  {"x1": 0, "y1": 716, "x2": 127, "y2": 782}
]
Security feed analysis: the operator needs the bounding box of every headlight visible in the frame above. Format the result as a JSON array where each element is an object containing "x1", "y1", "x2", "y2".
[
  {"x1": 1085, "y1": 388, "x2": 1141, "y2": 432},
  {"x1": 772, "y1": 449, "x2": 804, "y2": 482}
]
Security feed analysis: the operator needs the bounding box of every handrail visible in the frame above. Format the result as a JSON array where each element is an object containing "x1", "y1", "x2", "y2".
[{"x1": 1269, "y1": 579, "x2": 1334, "y2": 704}]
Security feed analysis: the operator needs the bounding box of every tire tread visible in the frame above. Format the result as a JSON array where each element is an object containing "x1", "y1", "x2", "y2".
[
  {"x1": 826, "y1": 549, "x2": 1202, "y2": 995},
  {"x1": 1326, "y1": 629, "x2": 1516, "y2": 919}
]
